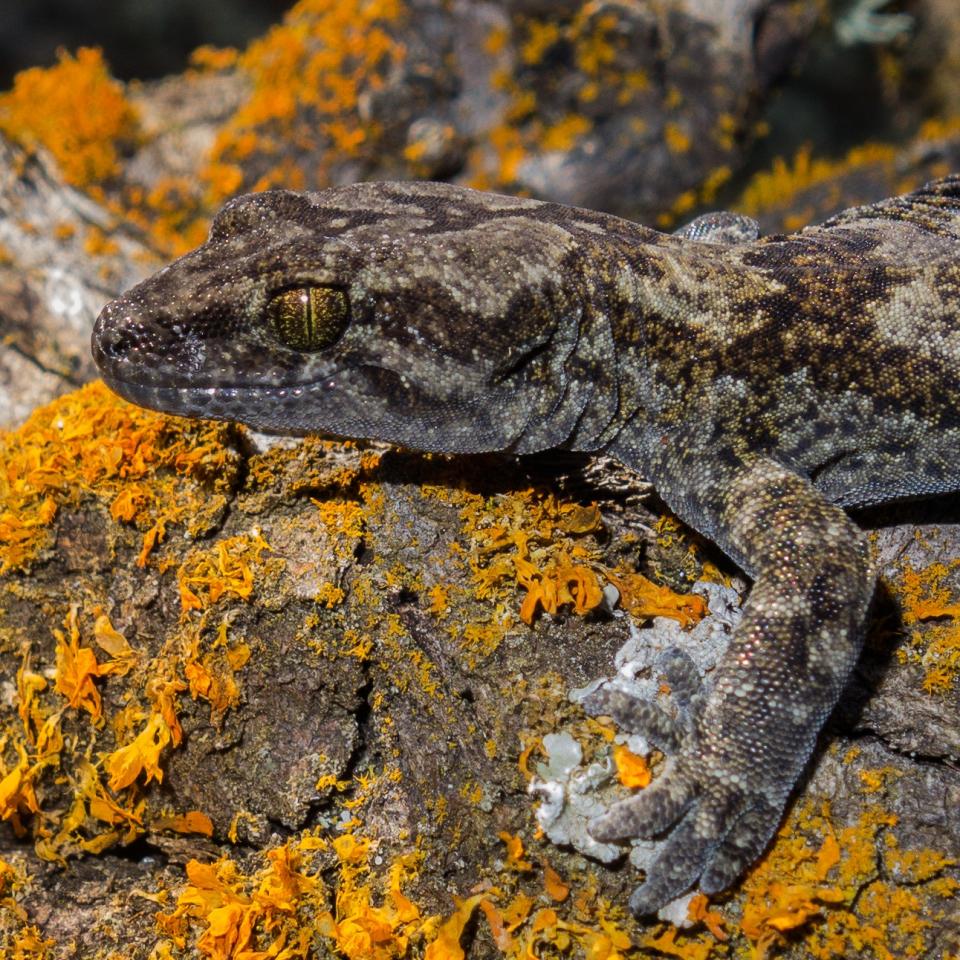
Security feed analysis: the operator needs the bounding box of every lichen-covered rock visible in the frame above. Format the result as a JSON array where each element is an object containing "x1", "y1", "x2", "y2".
[
  {"x1": 0, "y1": 137, "x2": 153, "y2": 429},
  {"x1": 1, "y1": 383, "x2": 958, "y2": 959}
]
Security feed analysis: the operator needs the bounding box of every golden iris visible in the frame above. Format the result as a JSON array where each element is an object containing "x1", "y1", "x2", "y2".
[{"x1": 266, "y1": 286, "x2": 349, "y2": 351}]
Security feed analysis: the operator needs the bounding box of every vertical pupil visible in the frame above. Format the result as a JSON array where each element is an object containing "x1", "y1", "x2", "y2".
[{"x1": 301, "y1": 290, "x2": 314, "y2": 344}]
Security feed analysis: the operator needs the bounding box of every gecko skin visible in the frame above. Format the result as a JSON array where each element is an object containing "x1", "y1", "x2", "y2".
[{"x1": 92, "y1": 177, "x2": 960, "y2": 915}]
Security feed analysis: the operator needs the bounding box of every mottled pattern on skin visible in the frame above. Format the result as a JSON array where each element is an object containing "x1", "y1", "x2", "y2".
[{"x1": 92, "y1": 176, "x2": 960, "y2": 915}]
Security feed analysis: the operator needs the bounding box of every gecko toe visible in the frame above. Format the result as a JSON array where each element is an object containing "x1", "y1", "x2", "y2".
[
  {"x1": 700, "y1": 798, "x2": 781, "y2": 894},
  {"x1": 621, "y1": 787, "x2": 754, "y2": 915},
  {"x1": 625, "y1": 810, "x2": 710, "y2": 915},
  {"x1": 582, "y1": 687, "x2": 686, "y2": 754},
  {"x1": 588, "y1": 762, "x2": 696, "y2": 840},
  {"x1": 653, "y1": 648, "x2": 702, "y2": 706}
]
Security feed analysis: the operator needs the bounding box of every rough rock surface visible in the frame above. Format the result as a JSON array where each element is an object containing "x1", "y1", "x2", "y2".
[{"x1": 1, "y1": 383, "x2": 958, "y2": 958}]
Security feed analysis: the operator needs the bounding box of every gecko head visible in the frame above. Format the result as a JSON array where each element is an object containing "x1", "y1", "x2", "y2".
[{"x1": 93, "y1": 182, "x2": 604, "y2": 452}]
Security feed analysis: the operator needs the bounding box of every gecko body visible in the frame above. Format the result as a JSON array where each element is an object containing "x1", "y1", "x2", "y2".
[{"x1": 92, "y1": 177, "x2": 960, "y2": 914}]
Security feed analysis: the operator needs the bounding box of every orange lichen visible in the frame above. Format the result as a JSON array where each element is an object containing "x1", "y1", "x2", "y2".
[
  {"x1": 195, "y1": 0, "x2": 406, "y2": 210},
  {"x1": 177, "y1": 532, "x2": 275, "y2": 613},
  {"x1": 153, "y1": 810, "x2": 215, "y2": 837},
  {"x1": 92, "y1": 610, "x2": 137, "y2": 670},
  {"x1": 572, "y1": 11, "x2": 621, "y2": 74},
  {"x1": 0, "y1": 385, "x2": 264, "y2": 862},
  {"x1": 540, "y1": 115, "x2": 592, "y2": 152},
  {"x1": 420, "y1": 872, "x2": 638, "y2": 960},
  {"x1": 457, "y1": 487, "x2": 705, "y2": 647},
  {"x1": 50, "y1": 605, "x2": 137, "y2": 726},
  {"x1": 519, "y1": 21, "x2": 561, "y2": 65},
  {"x1": 53, "y1": 612, "x2": 107, "y2": 722},
  {"x1": 513, "y1": 905, "x2": 635, "y2": 960},
  {"x1": 0, "y1": 381, "x2": 236, "y2": 574},
  {"x1": 498, "y1": 832, "x2": 534, "y2": 873},
  {"x1": 0, "y1": 857, "x2": 54, "y2": 959},
  {"x1": 0, "y1": 47, "x2": 140, "y2": 187},
  {"x1": 0, "y1": 656, "x2": 63, "y2": 837},
  {"x1": 0, "y1": 746, "x2": 46, "y2": 832},
  {"x1": 0, "y1": 4, "x2": 414, "y2": 258},
  {"x1": 312, "y1": 499, "x2": 367, "y2": 565},
  {"x1": 738, "y1": 787, "x2": 957, "y2": 959},
  {"x1": 612, "y1": 743, "x2": 652, "y2": 789},
  {"x1": 424, "y1": 892, "x2": 489, "y2": 960},
  {"x1": 609, "y1": 571, "x2": 708, "y2": 628},
  {"x1": 82, "y1": 224, "x2": 120, "y2": 257},
  {"x1": 427, "y1": 583, "x2": 450, "y2": 617},
  {"x1": 470, "y1": 9, "x2": 692, "y2": 195},
  {"x1": 174, "y1": 625, "x2": 252, "y2": 725},
  {"x1": 894, "y1": 557, "x2": 960, "y2": 693},
  {"x1": 189, "y1": 45, "x2": 241, "y2": 72},
  {"x1": 102, "y1": 712, "x2": 171, "y2": 791},
  {"x1": 739, "y1": 118, "x2": 960, "y2": 232},
  {"x1": 542, "y1": 863, "x2": 570, "y2": 903},
  {"x1": 664, "y1": 122, "x2": 692, "y2": 154},
  {"x1": 686, "y1": 895, "x2": 727, "y2": 941},
  {"x1": 156, "y1": 836, "x2": 435, "y2": 960}
]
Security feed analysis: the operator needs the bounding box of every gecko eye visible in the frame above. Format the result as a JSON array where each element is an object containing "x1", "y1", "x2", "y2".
[{"x1": 266, "y1": 285, "x2": 350, "y2": 351}]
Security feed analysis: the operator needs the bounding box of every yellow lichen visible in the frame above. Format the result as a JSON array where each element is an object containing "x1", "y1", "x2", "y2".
[
  {"x1": 540, "y1": 114, "x2": 591, "y2": 152},
  {"x1": 664, "y1": 122, "x2": 691, "y2": 154},
  {"x1": 736, "y1": 142, "x2": 901, "y2": 228}
]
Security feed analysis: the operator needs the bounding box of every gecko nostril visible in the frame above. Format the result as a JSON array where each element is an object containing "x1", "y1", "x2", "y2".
[{"x1": 106, "y1": 330, "x2": 136, "y2": 359}]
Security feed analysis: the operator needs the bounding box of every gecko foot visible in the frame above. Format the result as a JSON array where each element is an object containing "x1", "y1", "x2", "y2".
[{"x1": 582, "y1": 662, "x2": 781, "y2": 915}]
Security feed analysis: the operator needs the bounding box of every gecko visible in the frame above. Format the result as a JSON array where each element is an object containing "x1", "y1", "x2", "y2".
[{"x1": 91, "y1": 176, "x2": 960, "y2": 916}]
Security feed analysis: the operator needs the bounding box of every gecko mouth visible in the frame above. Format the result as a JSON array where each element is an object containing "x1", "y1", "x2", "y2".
[{"x1": 98, "y1": 372, "x2": 234, "y2": 418}]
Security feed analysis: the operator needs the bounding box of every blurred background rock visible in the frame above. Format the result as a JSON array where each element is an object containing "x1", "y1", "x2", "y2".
[{"x1": 0, "y1": 0, "x2": 287, "y2": 87}]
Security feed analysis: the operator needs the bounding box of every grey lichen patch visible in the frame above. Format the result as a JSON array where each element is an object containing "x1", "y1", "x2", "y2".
[{"x1": 529, "y1": 730, "x2": 621, "y2": 864}]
